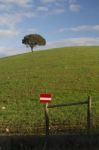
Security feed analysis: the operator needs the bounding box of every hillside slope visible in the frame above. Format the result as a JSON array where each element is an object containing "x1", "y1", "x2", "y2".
[{"x1": 0, "y1": 46, "x2": 99, "y2": 133}]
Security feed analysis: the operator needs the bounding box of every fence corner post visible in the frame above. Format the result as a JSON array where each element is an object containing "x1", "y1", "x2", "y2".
[
  {"x1": 44, "y1": 103, "x2": 49, "y2": 136},
  {"x1": 87, "y1": 96, "x2": 92, "y2": 135}
]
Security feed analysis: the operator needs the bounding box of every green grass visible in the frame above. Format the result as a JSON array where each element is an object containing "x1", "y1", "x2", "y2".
[{"x1": 0, "y1": 46, "x2": 99, "y2": 134}]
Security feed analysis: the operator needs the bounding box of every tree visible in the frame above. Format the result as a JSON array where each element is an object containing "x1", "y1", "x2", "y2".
[{"x1": 22, "y1": 34, "x2": 46, "y2": 52}]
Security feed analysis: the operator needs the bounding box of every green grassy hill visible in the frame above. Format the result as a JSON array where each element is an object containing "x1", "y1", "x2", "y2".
[{"x1": 0, "y1": 46, "x2": 99, "y2": 134}]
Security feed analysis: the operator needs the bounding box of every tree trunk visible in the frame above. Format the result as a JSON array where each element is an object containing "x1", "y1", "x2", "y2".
[{"x1": 31, "y1": 47, "x2": 33, "y2": 52}]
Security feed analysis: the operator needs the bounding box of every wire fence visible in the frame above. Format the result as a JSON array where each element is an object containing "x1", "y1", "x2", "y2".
[{"x1": 0, "y1": 96, "x2": 99, "y2": 135}]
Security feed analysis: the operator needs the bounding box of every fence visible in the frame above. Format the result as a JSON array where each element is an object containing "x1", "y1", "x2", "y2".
[
  {"x1": 44, "y1": 96, "x2": 92, "y2": 136},
  {"x1": 1, "y1": 95, "x2": 99, "y2": 136}
]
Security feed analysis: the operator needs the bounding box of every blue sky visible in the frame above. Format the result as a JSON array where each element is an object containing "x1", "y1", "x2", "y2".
[{"x1": 0, "y1": 0, "x2": 99, "y2": 57}]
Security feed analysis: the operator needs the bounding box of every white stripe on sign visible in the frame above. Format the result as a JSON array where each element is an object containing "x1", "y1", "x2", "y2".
[{"x1": 40, "y1": 98, "x2": 52, "y2": 101}]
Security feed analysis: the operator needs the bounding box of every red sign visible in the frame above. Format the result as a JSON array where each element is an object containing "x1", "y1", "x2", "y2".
[{"x1": 40, "y1": 93, "x2": 52, "y2": 103}]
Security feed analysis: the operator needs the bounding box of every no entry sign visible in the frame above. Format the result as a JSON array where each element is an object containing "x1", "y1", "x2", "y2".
[{"x1": 40, "y1": 93, "x2": 52, "y2": 103}]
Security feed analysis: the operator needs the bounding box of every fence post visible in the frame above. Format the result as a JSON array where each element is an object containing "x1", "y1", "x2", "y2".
[
  {"x1": 87, "y1": 96, "x2": 92, "y2": 134},
  {"x1": 44, "y1": 103, "x2": 49, "y2": 136}
]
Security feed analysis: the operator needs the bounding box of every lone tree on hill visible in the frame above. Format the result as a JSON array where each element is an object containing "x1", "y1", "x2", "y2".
[{"x1": 22, "y1": 34, "x2": 46, "y2": 52}]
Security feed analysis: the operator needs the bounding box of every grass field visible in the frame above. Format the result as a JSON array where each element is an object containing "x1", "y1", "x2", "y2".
[{"x1": 0, "y1": 46, "x2": 99, "y2": 134}]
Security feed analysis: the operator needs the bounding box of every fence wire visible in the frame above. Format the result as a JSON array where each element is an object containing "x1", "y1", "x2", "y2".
[{"x1": 0, "y1": 98, "x2": 99, "y2": 135}]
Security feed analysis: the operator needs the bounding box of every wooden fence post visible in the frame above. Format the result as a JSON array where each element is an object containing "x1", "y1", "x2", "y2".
[
  {"x1": 44, "y1": 103, "x2": 49, "y2": 136},
  {"x1": 87, "y1": 96, "x2": 92, "y2": 134}
]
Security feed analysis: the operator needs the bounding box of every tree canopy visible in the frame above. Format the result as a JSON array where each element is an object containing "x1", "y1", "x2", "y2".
[{"x1": 22, "y1": 34, "x2": 46, "y2": 52}]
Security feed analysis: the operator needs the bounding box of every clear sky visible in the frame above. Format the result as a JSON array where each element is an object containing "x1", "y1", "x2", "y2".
[{"x1": 0, "y1": 0, "x2": 99, "y2": 57}]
